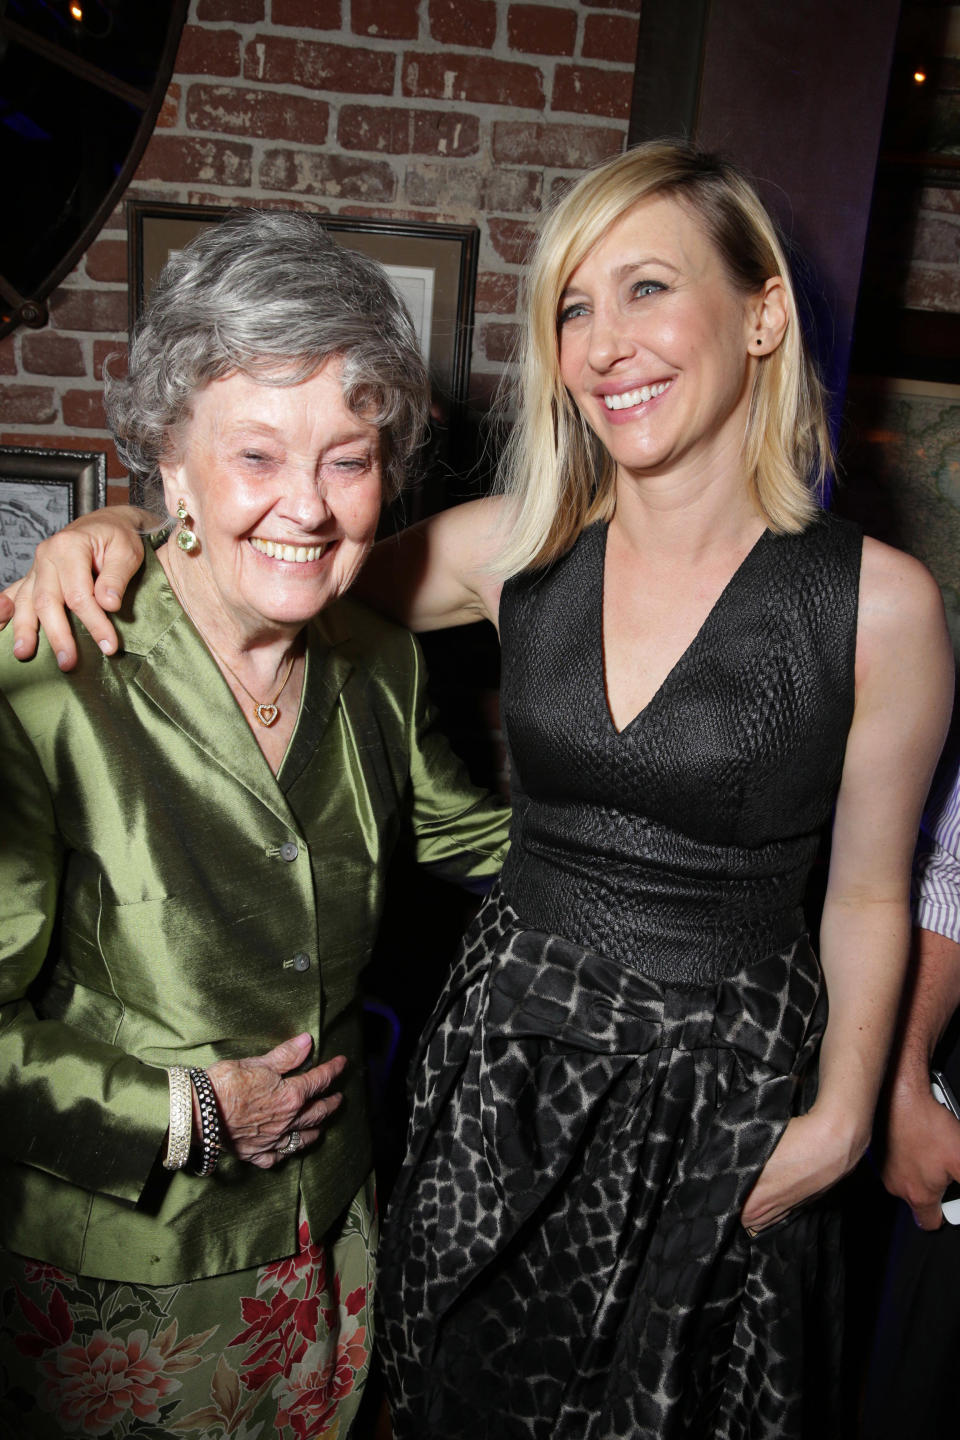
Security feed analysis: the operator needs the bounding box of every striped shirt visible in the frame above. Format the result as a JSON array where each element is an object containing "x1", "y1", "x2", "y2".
[{"x1": 914, "y1": 752, "x2": 960, "y2": 944}]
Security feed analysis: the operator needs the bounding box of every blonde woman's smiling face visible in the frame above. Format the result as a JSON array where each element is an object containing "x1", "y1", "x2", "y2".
[
  {"x1": 160, "y1": 359, "x2": 382, "y2": 639},
  {"x1": 557, "y1": 193, "x2": 763, "y2": 487}
]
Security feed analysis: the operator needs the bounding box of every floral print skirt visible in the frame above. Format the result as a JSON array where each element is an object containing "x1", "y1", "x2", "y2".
[{"x1": 0, "y1": 1174, "x2": 376, "y2": 1440}]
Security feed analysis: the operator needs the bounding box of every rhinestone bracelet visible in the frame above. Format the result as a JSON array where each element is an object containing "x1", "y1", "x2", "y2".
[
  {"x1": 188, "y1": 1067, "x2": 221, "y2": 1177},
  {"x1": 163, "y1": 1065, "x2": 193, "y2": 1171}
]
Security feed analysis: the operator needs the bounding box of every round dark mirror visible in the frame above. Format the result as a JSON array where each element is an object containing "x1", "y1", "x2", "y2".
[{"x1": 0, "y1": 0, "x2": 189, "y2": 337}]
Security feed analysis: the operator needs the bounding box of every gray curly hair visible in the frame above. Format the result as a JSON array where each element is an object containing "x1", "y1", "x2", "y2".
[{"x1": 105, "y1": 209, "x2": 430, "y2": 507}]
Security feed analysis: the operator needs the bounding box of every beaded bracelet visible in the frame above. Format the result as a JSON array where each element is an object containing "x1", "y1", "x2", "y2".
[
  {"x1": 188, "y1": 1067, "x2": 221, "y2": 1177},
  {"x1": 163, "y1": 1065, "x2": 193, "y2": 1171}
]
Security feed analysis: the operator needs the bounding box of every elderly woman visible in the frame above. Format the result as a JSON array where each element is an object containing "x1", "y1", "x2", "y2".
[
  {"x1": 0, "y1": 210, "x2": 507, "y2": 1439},
  {"x1": 4, "y1": 144, "x2": 956, "y2": 1437}
]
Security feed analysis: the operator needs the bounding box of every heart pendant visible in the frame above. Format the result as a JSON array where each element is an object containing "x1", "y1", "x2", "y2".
[{"x1": 255, "y1": 703, "x2": 279, "y2": 727}]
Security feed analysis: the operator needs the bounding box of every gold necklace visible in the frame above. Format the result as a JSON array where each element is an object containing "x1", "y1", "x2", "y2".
[{"x1": 167, "y1": 563, "x2": 300, "y2": 727}]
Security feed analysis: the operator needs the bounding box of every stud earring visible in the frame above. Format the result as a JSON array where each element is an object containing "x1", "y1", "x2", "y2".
[
  {"x1": 754, "y1": 337, "x2": 764, "y2": 347},
  {"x1": 176, "y1": 498, "x2": 198, "y2": 553}
]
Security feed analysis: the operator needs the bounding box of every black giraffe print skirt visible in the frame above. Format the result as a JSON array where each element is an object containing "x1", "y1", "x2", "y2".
[{"x1": 378, "y1": 887, "x2": 843, "y2": 1440}]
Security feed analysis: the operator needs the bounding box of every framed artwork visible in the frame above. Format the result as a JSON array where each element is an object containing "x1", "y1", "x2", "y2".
[
  {"x1": 850, "y1": 4, "x2": 960, "y2": 384},
  {"x1": 0, "y1": 447, "x2": 107, "y2": 589},
  {"x1": 837, "y1": 376, "x2": 960, "y2": 659},
  {"x1": 127, "y1": 200, "x2": 479, "y2": 423},
  {"x1": 850, "y1": 157, "x2": 960, "y2": 384}
]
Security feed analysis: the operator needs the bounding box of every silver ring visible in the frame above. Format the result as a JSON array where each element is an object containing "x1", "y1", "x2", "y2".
[{"x1": 277, "y1": 1129, "x2": 302, "y2": 1158}]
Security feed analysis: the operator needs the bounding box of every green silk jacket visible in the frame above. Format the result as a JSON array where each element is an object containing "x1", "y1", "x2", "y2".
[{"x1": 0, "y1": 546, "x2": 509, "y2": 1284}]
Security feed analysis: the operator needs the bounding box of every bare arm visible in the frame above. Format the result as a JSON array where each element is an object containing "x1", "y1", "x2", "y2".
[
  {"x1": 355, "y1": 495, "x2": 508, "y2": 632},
  {"x1": 0, "y1": 506, "x2": 155, "y2": 667},
  {"x1": 742, "y1": 537, "x2": 954, "y2": 1231},
  {"x1": 0, "y1": 494, "x2": 508, "y2": 665}
]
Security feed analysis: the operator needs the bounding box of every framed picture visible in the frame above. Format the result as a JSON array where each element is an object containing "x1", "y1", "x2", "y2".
[
  {"x1": 850, "y1": 162, "x2": 960, "y2": 385},
  {"x1": 127, "y1": 199, "x2": 479, "y2": 425},
  {"x1": 838, "y1": 376, "x2": 960, "y2": 660},
  {"x1": 0, "y1": 447, "x2": 107, "y2": 589}
]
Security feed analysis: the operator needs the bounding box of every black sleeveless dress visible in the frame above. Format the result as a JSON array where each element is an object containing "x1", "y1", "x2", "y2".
[{"x1": 379, "y1": 515, "x2": 862, "y2": 1440}]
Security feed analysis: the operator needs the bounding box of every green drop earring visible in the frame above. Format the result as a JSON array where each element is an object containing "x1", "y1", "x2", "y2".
[{"x1": 176, "y1": 498, "x2": 198, "y2": 553}]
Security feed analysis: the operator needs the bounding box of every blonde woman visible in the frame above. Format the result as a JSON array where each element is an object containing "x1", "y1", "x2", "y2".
[{"x1": 3, "y1": 144, "x2": 954, "y2": 1438}]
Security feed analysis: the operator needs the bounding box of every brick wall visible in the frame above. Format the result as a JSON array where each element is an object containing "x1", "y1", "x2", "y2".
[{"x1": 0, "y1": 0, "x2": 639, "y2": 499}]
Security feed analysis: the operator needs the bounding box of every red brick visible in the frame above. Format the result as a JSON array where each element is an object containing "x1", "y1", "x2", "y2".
[
  {"x1": 156, "y1": 82, "x2": 181, "y2": 129},
  {"x1": 353, "y1": 0, "x2": 418, "y2": 39},
  {"x1": 259, "y1": 149, "x2": 396, "y2": 202},
  {"x1": 136, "y1": 135, "x2": 252, "y2": 187},
  {"x1": 21, "y1": 334, "x2": 86, "y2": 376},
  {"x1": 484, "y1": 166, "x2": 541, "y2": 213},
  {"x1": 62, "y1": 390, "x2": 108, "y2": 430},
  {"x1": 197, "y1": 0, "x2": 263, "y2": 19},
  {"x1": 94, "y1": 342, "x2": 128, "y2": 382},
  {"x1": 488, "y1": 218, "x2": 536, "y2": 265},
  {"x1": 0, "y1": 385, "x2": 58, "y2": 425},
  {"x1": 507, "y1": 4, "x2": 576, "y2": 56},
  {"x1": 403, "y1": 53, "x2": 543, "y2": 108},
  {"x1": 905, "y1": 267, "x2": 960, "y2": 312},
  {"x1": 912, "y1": 215, "x2": 960, "y2": 265},
  {"x1": 273, "y1": 0, "x2": 340, "y2": 26},
  {"x1": 483, "y1": 322, "x2": 522, "y2": 363},
  {"x1": 429, "y1": 0, "x2": 496, "y2": 48},
  {"x1": 405, "y1": 162, "x2": 540, "y2": 215},
  {"x1": 475, "y1": 272, "x2": 520, "y2": 314},
  {"x1": 339, "y1": 105, "x2": 480, "y2": 157},
  {"x1": 85, "y1": 240, "x2": 127, "y2": 284},
  {"x1": 493, "y1": 120, "x2": 623, "y2": 168},
  {"x1": 405, "y1": 164, "x2": 484, "y2": 210},
  {"x1": 0, "y1": 336, "x2": 17, "y2": 375},
  {"x1": 187, "y1": 84, "x2": 329, "y2": 143},
  {"x1": 580, "y1": 0, "x2": 640, "y2": 10},
  {"x1": 243, "y1": 34, "x2": 393, "y2": 94},
  {"x1": 50, "y1": 289, "x2": 128, "y2": 334},
  {"x1": 175, "y1": 25, "x2": 242, "y2": 77},
  {"x1": 920, "y1": 186, "x2": 960, "y2": 217},
  {"x1": 582, "y1": 13, "x2": 639, "y2": 61},
  {"x1": 552, "y1": 64, "x2": 633, "y2": 120},
  {"x1": 549, "y1": 173, "x2": 576, "y2": 204},
  {"x1": 467, "y1": 371, "x2": 504, "y2": 410}
]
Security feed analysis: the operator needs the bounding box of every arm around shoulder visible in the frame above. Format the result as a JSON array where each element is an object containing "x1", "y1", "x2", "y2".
[
  {"x1": 0, "y1": 505, "x2": 153, "y2": 668},
  {"x1": 355, "y1": 496, "x2": 509, "y2": 633}
]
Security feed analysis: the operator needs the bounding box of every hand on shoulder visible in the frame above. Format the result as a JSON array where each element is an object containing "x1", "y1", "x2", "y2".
[{"x1": 0, "y1": 506, "x2": 151, "y2": 670}]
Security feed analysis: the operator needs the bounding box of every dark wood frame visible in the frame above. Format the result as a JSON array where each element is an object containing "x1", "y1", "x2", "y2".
[
  {"x1": 850, "y1": 159, "x2": 960, "y2": 384},
  {"x1": 0, "y1": 446, "x2": 107, "y2": 588},
  {"x1": 127, "y1": 200, "x2": 479, "y2": 418}
]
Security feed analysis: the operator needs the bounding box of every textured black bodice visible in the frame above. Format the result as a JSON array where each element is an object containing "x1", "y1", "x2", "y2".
[{"x1": 498, "y1": 515, "x2": 862, "y2": 985}]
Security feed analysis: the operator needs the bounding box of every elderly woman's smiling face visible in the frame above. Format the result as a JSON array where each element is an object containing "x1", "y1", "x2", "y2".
[{"x1": 160, "y1": 358, "x2": 382, "y2": 637}]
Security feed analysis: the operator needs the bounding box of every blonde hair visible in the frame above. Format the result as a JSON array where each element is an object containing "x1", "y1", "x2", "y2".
[{"x1": 495, "y1": 141, "x2": 834, "y2": 576}]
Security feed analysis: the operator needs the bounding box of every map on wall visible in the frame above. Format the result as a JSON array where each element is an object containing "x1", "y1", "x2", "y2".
[
  {"x1": 0, "y1": 481, "x2": 72, "y2": 589},
  {"x1": 839, "y1": 378, "x2": 960, "y2": 662}
]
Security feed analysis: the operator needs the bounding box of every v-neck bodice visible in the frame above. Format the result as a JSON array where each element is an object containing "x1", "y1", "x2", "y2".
[
  {"x1": 598, "y1": 522, "x2": 772, "y2": 735},
  {"x1": 497, "y1": 514, "x2": 862, "y2": 985}
]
